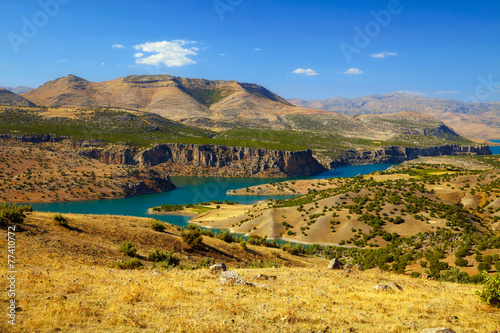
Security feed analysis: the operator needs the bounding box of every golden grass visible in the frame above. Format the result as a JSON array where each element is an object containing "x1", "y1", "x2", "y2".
[{"x1": 0, "y1": 212, "x2": 499, "y2": 332}]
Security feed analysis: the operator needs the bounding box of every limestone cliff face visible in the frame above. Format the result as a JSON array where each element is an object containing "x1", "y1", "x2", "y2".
[
  {"x1": 134, "y1": 144, "x2": 327, "y2": 177},
  {"x1": 122, "y1": 170, "x2": 176, "y2": 197},
  {"x1": 329, "y1": 144, "x2": 492, "y2": 168},
  {"x1": 79, "y1": 147, "x2": 135, "y2": 165}
]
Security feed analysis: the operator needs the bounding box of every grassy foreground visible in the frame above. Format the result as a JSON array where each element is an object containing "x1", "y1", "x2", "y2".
[{"x1": 0, "y1": 212, "x2": 499, "y2": 332}]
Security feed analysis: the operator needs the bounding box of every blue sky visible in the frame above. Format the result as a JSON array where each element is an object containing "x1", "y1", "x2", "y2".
[{"x1": 1, "y1": 0, "x2": 499, "y2": 102}]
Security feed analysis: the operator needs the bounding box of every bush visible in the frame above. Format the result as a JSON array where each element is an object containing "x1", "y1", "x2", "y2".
[
  {"x1": 478, "y1": 262, "x2": 492, "y2": 272},
  {"x1": 0, "y1": 203, "x2": 31, "y2": 228},
  {"x1": 53, "y1": 213, "x2": 69, "y2": 227},
  {"x1": 240, "y1": 240, "x2": 247, "y2": 251},
  {"x1": 181, "y1": 224, "x2": 202, "y2": 248},
  {"x1": 282, "y1": 243, "x2": 304, "y2": 255},
  {"x1": 455, "y1": 257, "x2": 468, "y2": 267},
  {"x1": 217, "y1": 230, "x2": 235, "y2": 243},
  {"x1": 147, "y1": 248, "x2": 180, "y2": 267},
  {"x1": 477, "y1": 272, "x2": 500, "y2": 306},
  {"x1": 151, "y1": 220, "x2": 166, "y2": 232},
  {"x1": 247, "y1": 234, "x2": 267, "y2": 246},
  {"x1": 111, "y1": 258, "x2": 143, "y2": 270},
  {"x1": 410, "y1": 272, "x2": 421, "y2": 278},
  {"x1": 196, "y1": 257, "x2": 215, "y2": 269},
  {"x1": 119, "y1": 241, "x2": 137, "y2": 257}
]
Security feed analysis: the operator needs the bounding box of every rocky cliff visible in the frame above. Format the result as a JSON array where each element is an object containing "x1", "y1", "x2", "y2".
[
  {"x1": 329, "y1": 144, "x2": 492, "y2": 168},
  {"x1": 134, "y1": 144, "x2": 327, "y2": 177}
]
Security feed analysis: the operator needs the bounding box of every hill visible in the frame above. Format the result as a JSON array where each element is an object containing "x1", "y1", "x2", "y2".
[
  {"x1": 1, "y1": 210, "x2": 498, "y2": 332},
  {"x1": 191, "y1": 154, "x2": 500, "y2": 250},
  {"x1": 0, "y1": 85, "x2": 34, "y2": 94},
  {"x1": 0, "y1": 89, "x2": 36, "y2": 107},
  {"x1": 289, "y1": 93, "x2": 500, "y2": 140}
]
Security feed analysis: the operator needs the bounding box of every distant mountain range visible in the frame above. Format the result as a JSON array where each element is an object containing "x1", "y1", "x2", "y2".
[
  {"x1": 288, "y1": 93, "x2": 500, "y2": 140},
  {"x1": 0, "y1": 86, "x2": 33, "y2": 94},
  {"x1": 16, "y1": 75, "x2": 471, "y2": 147}
]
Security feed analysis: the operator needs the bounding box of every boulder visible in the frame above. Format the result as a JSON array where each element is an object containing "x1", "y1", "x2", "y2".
[
  {"x1": 355, "y1": 263, "x2": 364, "y2": 271},
  {"x1": 373, "y1": 282, "x2": 403, "y2": 291},
  {"x1": 210, "y1": 263, "x2": 227, "y2": 273},
  {"x1": 221, "y1": 271, "x2": 252, "y2": 286},
  {"x1": 328, "y1": 258, "x2": 344, "y2": 269}
]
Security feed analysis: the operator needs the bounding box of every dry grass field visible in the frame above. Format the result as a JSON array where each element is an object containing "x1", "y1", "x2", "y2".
[{"x1": 1, "y1": 212, "x2": 499, "y2": 332}]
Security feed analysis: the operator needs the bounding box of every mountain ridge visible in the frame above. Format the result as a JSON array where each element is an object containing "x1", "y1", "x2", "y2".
[{"x1": 288, "y1": 93, "x2": 500, "y2": 140}]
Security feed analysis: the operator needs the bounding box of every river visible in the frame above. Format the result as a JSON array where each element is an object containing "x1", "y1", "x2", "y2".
[
  {"x1": 29, "y1": 141, "x2": 500, "y2": 229},
  {"x1": 29, "y1": 163, "x2": 397, "y2": 228}
]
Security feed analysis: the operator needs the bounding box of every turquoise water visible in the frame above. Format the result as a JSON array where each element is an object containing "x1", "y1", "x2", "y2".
[
  {"x1": 490, "y1": 140, "x2": 500, "y2": 155},
  {"x1": 26, "y1": 138, "x2": 500, "y2": 228},
  {"x1": 29, "y1": 163, "x2": 397, "y2": 227}
]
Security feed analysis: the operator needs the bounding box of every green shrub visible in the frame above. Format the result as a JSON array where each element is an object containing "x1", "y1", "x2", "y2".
[
  {"x1": 455, "y1": 257, "x2": 468, "y2": 267},
  {"x1": 247, "y1": 234, "x2": 267, "y2": 246},
  {"x1": 477, "y1": 272, "x2": 500, "y2": 306},
  {"x1": 147, "y1": 248, "x2": 179, "y2": 267},
  {"x1": 111, "y1": 258, "x2": 143, "y2": 270},
  {"x1": 282, "y1": 243, "x2": 304, "y2": 255},
  {"x1": 410, "y1": 272, "x2": 421, "y2": 278},
  {"x1": 181, "y1": 224, "x2": 202, "y2": 248},
  {"x1": 478, "y1": 262, "x2": 492, "y2": 272},
  {"x1": 151, "y1": 220, "x2": 166, "y2": 232},
  {"x1": 119, "y1": 241, "x2": 137, "y2": 257},
  {"x1": 0, "y1": 203, "x2": 31, "y2": 228},
  {"x1": 196, "y1": 257, "x2": 215, "y2": 269},
  {"x1": 217, "y1": 230, "x2": 235, "y2": 243},
  {"x1": 240, "y1": 240, "x2": 247, "y2": 251},
  {"x1": 53, "y1": 213, "x2": 69, "y2": 227}
]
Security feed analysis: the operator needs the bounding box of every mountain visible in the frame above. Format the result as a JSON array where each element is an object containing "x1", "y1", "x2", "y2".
[
  {"x1": 18, "y1": 75, "x2": 480, "y2": 160},
  {"x1": 23, "y1": 74, "x2": 318, "y2": 130},
  {"x1": 0, "y1": 89, "x2": 36, "y2": 107},
  {"x1": 288, "y1": 93, "x2": 500, "y2": 140},
  {"x1": 0, "y1": 85, "x2": 34, "y2": 94}
]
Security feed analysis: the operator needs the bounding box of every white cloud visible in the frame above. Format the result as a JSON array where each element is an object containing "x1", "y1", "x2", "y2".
[
  {"x1": 344, "y1": 68, "x2": 363, "y2": 75},
  {"x1": 293, "y1": 68, "x2": 318, "y2": 76},
  {"x1": 133, "y1": 40, "x2": 199, "y2": 67},
  {"x1": 112, "y1": 44, "x2": 126, "y2": 49},
  {"x1": 101, "y1": 63, "x2": 106, "y2": 66},
  {"x1": 370, "y1": 51, "x2": 397, "y2": 58},
  {"x1": 435, "y1": 91, "x2": 459, "y2": 94},
  {"x1": 220, "y1": 53, "x2": 226, "y2": 56},
  {"x1": 254, "y1": 48, "x2": 261, "y2": 51},
  {"x1": 397, "y1": 90, "x2": 427, "y2": 96}
]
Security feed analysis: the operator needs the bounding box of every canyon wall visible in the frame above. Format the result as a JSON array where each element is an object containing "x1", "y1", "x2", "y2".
[
  {"x1": 134, "y1": 143, "x2": 327, "y2": 177},
  {"x1": 328, "y1": 144, "x2": 492, "y2": 168}
]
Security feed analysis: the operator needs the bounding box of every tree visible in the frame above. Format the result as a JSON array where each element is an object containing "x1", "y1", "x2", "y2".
[{"x1": 181, "y1": 224, "x2": 202, "y2": 248}]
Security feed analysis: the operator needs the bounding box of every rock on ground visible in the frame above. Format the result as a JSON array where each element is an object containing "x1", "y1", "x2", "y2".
[
  {"x1": 328, "y1": 258, "x2": 344, "y2": 269},
  {"x1": 221, "y1": 271, "x2": 252, "y2": 286},
  {"x1": 210, "y1": 263, "x2": 227, "y2": 273}
]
